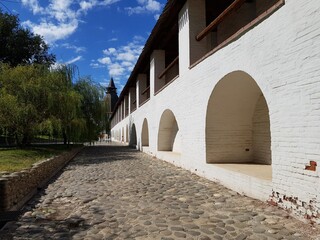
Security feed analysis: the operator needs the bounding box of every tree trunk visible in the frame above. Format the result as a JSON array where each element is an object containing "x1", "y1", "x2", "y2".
[
  {"x1": 4, "y1": 128, "x2": 9, "y2": 146},
  {"x1": 22, "y1": 132, "x2": 31, "y2": 147},
  {"x1": 63, "y1": 130, "x2": 67, "y2": 145},
  {"x1": 15, "y1": 133, "x2": 21, "y2": 147}
]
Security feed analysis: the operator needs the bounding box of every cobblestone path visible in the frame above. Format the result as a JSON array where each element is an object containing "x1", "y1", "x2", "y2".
[{"x1": 1, "y1": 145, "x2": 319, "y2": 240}]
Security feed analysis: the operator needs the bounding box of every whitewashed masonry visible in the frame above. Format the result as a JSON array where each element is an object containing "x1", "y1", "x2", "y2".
[{"x1": 110, "y1": 0, "x2": 320, "y2": 223}]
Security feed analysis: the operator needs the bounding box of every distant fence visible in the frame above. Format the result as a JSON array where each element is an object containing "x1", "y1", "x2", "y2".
[
  {"x1": 0, "y1": 136, "x2": 15, "y2": 147},
  {"x1": 0, "y1": 136, "x2": 63, "y2": 147}
]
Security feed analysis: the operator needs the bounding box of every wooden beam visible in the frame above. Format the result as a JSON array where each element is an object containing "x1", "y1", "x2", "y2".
[
  {"x1": 196, "y1": 0, "x2": 246, "y2": 41},
  {"x1": 141, "y1": 86, "x2": 150, "y2": 95},
  {"x1": 158, "y1": 56, "x2": 179, "y2": 79}
]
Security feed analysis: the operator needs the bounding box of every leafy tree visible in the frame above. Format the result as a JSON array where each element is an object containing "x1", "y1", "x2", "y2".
[
  {"x1": 36, "y1": 118, "x2": 62, "y2": 142},
  {"x1": 0, "y1": 10, "x2": 55, "y2": 67},
  {"x1": 0, "y1": 64, "x2": 50, "y2": 146},
  {"x1": 0, "y1": 62, "x2": 108, "y2": 146},
  {"x1": 102, "y1": 96, "x2": 112, "y2": 136},
  {"x1": 74, "y1": 77, "x2": 105, "y2": 144},
  {"x1": 47, "y1": 65, "x2": 84, "y2": 145}
]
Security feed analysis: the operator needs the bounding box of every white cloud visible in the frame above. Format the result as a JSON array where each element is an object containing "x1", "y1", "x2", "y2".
[
  {"x1": 51, "y1": 55, "x2": 82, "y2": 69},
  {"x1": 126, "y1": 6, "x2": 144, "y2": 15},
  {"x1": 145, "y1": 0, "x2": 161, "y2": 12},
  {"x1": 79, "y1": 1, "x2": 95, "y2": 12},
  {"x1": 92, "y1": 35, "x2": 145, "y2": 81},
  {"x1": 61, "y1": 43, "x2": 86, "y2": 53},
  {"x1": 99, "y1": 80, "x2": 109, "y2": 87},
  {"x1": 21, "y1": 0, "x2": 119, "y2": 43},
  {"x1": 126, "y1": 0, "x2": 162, "y2": 15},
  {"x1": 109, "y1": 63, "x2": 125, "y2": 76},
  {"x1": 90, "y1": 63, "x2": 103, "y2": 68},
  {"x1": 98, "y1": 57, "x2": 112, "y2": 65},
  {"x1": 154, "y1": 14, "x2": 160, "y2": 20},
  {"x1": 50, "y1": 0, "x2": 72, "y2": 11},
  {"x1": 132, "y1": 35, "x2": 145, "y2": 42},
  {"x1": 100, "y1": 0, "x2": 121, "y2": 6},
  {"x1": 78, "y1": 0, "x2": 120, "y2": 14},
  {"x1": 116, "y1": 52, "x2": 136, "y2": 62},
  {"x1": 121, "y1": 61, "x2": 133, "y2": 67},
  {"x1": 23, "y1": 20, "x2": 78, "y2": 43},
  {"x1": 66, "y1": 56, "x2": 83, "y2": 64},
  {"x1": 103, "y1": 48, "x2": 117, "y2": 55},
  {"x1": 108, "y1": 38, "x2": 118, "y2": 42},
  {"x1": 48, "y1": 0, "x2": 75, "y2": 22},
  {"x1": 21, "y1": 0, "x2": 44, "y2": 14}
]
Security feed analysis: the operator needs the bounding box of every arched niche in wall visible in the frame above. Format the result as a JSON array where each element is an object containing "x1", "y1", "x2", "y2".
[
  {"x1": 141, "y1": 118, "x2": 149, "y2": 147},
  {"x1": 206, "y1": 70, "x2": 271, "y2": 164},
  {"x1": 129, "y1": 123, "x2": 137, "y2": 148},
  {"x1": 158, "y1": 109, "x2": 181, "y2": 152}
]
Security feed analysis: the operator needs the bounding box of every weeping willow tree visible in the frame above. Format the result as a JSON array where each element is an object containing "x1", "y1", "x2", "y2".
[
  {"x1": 0, "y1": 63, "x2": 105, "y2": 146},
  {"x1": 103, "y1": 96, "x2": 112, "y2": 136},
  {"x1": 0, "y1": 64, "x2": 51, "y2": 146},
  {"x1": 36, "y1": 118, "x2": 61, "y2": 142},
  {"x1": 47, "y1": 65, "x2": 85, "y2": 145},
  {"x1": 47, "y1": 67, "x2": 105, "y2": 144},
  {"x1": 74, "y1": 76, "x2": 105, "y2": 144}
]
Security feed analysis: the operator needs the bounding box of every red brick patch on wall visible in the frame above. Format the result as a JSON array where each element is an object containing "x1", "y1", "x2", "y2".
[{"x1": 305, "y1": 161, "x2": 317, "y2": 171}]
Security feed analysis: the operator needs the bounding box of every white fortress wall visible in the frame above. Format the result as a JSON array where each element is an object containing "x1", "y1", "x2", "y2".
[{"x1": 111, "y1": 0, "x2": 320, "y2": 222}]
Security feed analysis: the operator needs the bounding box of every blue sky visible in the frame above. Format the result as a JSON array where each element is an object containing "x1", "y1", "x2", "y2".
[{"x1": 1, "y1": 0, "x2": 166, "y2": 92}]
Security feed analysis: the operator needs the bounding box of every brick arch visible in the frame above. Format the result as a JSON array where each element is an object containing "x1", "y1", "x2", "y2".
[
  {"x1": 206, "y1": 70, "x2": 271, "y2": 164},
  {"x1": 129, "y1": 123, "x2": 137, "y2": 147},
  {"x1": 158, "y1": 109, "x2": 180, "y2": 152},
  {"x1": 141, "y1": 118, "x2": 149, "y2": 147}
]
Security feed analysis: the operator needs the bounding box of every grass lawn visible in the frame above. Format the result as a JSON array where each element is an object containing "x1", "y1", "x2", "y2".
[{"x1": 0, "y1": 145, "x2": 81, "y2": 173}]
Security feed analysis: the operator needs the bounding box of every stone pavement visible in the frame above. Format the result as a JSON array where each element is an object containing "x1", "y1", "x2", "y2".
[{"x1": 1, "y1": 145, "x2": 319, "y2": 240}]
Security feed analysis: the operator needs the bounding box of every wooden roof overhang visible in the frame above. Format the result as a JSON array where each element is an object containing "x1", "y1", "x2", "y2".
[
  {"x1": 110, "y1": 0, "x2": 251, "y2": 120},
  {"x1": 110, "y1": 0, "x2": 185, "y2": 120}
]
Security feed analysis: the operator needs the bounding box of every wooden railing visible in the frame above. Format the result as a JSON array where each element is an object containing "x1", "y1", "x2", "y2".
[
  {"x1": 158, "y1": 56, "x2": 179, "y2": 79},
  {"x1": 141, "y1": 86, "x2": 150, "y2": 95},
  {"x1": 190, "y1": 0, "x2": 285, "y2": 69},
  {"x1": 196, "y1": 0, "x2": 246, "y2": 41}
]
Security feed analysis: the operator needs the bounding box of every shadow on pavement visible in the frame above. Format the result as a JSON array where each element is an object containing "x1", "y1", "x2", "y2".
[
  {"x1": 68, "y1": 145, "x2": 139, "y2": 166},
  {"x1": 0, "y1": 145, "x2": 130, "y2": 239},
  {"x1": 0, "y1": 189, "x2": 90, "y2": 240}
]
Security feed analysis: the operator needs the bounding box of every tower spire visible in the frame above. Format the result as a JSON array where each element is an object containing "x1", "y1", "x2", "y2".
[
  {"x1": 106, "y1": 77, "x2": 117, "y2": 93},
  {"x1": 105, "y1": 77, "x2": 118, "y2": 113}
]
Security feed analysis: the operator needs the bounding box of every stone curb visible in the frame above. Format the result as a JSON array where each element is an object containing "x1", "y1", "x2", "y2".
[{"x1": 0, "y1": 146, "x2": 84, "y2": 213}]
